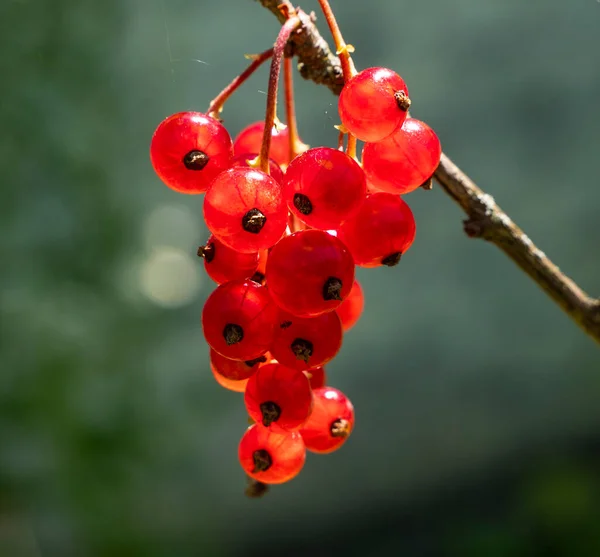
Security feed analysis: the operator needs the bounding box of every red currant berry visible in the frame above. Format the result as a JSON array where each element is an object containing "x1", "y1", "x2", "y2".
[
  {"x1": 337, "y1": 193, "x2": 416, "y2": 268},
  {"x1": 239, "y1": 424, "x2": 306, "y2": 484},
  {"x1": 335, "y1": 279, "x2": 364, "y2": 331},
  {"x1": 204, "y1": 167, "x2": 287, "y2": 253},
  {"x1": 338, "y1": 67, "x2": 410, "y2": 143},
  {"x1": 266, "y1": 229, "x2": 355, "y2": 317},
  {"x1": 299, "y1": 387, "x2": 354, "y2": 454},
  {"x1": 270, "y1": 311, "x2": 343, "y2": 371},
  {"x1": 284, "y1": 147, "x2": 366, "y2": 229},
  {"x1": 150, "y1": 111, "x2": 233, "y2": 194},
  {"x1": 210, "y1": 348, "x2": 269, "y2": 381},
  {"x1": 303, "y1": 366, "x2": 326, "y2": 389},
  {"x1": 202, "y1": 280, "x2": 278, "y2": 360},
  {"x1": 210, "y1": 362, "x2": 249, "y2": 393},
  {"x1": 230, "y1": 152, "x2": 285, "y2": 184},
  {"x1": 244, "y1": 362, "x2": 313, "y2": 431},
  {"x1": 362, "y1": 118, "x2": 441, "y2": 195},
  {"x1": 198, "y1": 235, "x2": 259, "y2": 285},
  {"x1": 233, "y1": 121, "x2": 291, "y2": 167}
]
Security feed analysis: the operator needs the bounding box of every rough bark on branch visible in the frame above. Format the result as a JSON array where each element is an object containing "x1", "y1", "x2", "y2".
[{"x1": 256, "y1": 0, "x2": 600, "y2": 345}]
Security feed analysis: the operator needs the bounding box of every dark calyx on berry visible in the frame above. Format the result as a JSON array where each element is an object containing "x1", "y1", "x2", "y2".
[
  {"x1": 259, "y1": 401, "x2": 281, "y2": 427},
  {"x1": 293, "y1": 193, "x2": 313, "y2": 215},
  {"x1": 394, "y1": 91, "x2": 411, "y2": 111},
  {"x1": 242, "y1": 208, "x2": 267, "y2": 234},
  {"x1": 382, "y1": 252, "x2": 402, "y2": 267},
  {"x1": 330, "y1": 418, "x2": 351, "y2": 438},
  {"x1": 291, "y1": 338, "x2": 313, "y2": 363},
  {"x1": 183, "y1": 150, "x2": 210, "y2": 170},
  {"x1": 252, "y1": 449, "x2": 272, "y2": 473},
  {"x1": 223, "y1": 323, "x2": 244, "y2": 345},
  {"x1": 250, "y1": 271, "x2": 265, "y2": 285},
  {"x1": 322, "y1": 276, "x2": 343, "y2": 301},
  {"x1": 244, "y1": 355, "x2": 268, "y2": 367},
  {"x1": 197, "y1": 241, "x2": 215, "y2": 262}
]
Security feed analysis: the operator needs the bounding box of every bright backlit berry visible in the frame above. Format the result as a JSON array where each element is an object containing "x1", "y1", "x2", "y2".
[
  {"x1": 230, "y1": 152, "x2": 284, "y2": 184},
  {"x1": 337, "y1": 193, "x2": 416, "y2": 268},
  {"x1": 244, "y1": 362, "x2": 313, "y2": 431},
  {"x1": 284, "y1": 147, "x2": 366, "y2": 229},
  {"x1": 270, "y1": 311, "x2": 343, "y2": 371},
  {"x1": 239, "y1": 424, "x2": 306, "y2": 484},
  {"x1": 211, "y1": 362, "x2": 249, "y2": 393},
  {"x1": 299, "y1": 387, "x2": 355, "y2": 454},
  {"x1": 233, "y1": 121, "x2": 291, "y2": 167},
  {"x1": 362, "y1": 118, "x2": 441, "y2": 195},
  {"x1": 204, "y1": 167, "x2": 287, "y2": 253},
  {"x1": 266, "y1": 229, "x2": 355, "y2": 317},
  {"x1": 335, "y1": 279, "x2": 364, "y2": 331},
  {"x1": 198, "y1": 235, "x2": 259, "y2": 284},
  {"x1": 150, "y1": 111, "x2": 233, "y2": 194},
  {"x1": 210, "y1": 348, "x2": 269, "y2": 381},
  {"x1": 304, "y1": 366, "x2": 326, "y2": 389},
  {"x1": 338, "y1": 67, "x2": 410, "y2": 143},
  {"x1": 202, "y1": 280, "x2": 278, "y2": 360}
]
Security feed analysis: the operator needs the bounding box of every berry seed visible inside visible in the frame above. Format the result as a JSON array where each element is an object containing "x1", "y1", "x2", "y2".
[
  {"x1": 322, "y1": 276, "x2": 343, "y2": 301},
  {"x1": 259, "y1": 401, "x2": 282, "y2": 426},
  {"x1": 291, "y1": 338, "x2": 313, "y2": 362},
  {"x1": 242, "y1": 208, "x2": 267, "y2": 234},
  {"x1": 223, "y1": 323, "x2": 244, "y2": 345},
  {"x1": 381, "y1": 252, "x2": 402, "y2": 267},
  {"x1": 293, "y1": 193, "x2": 313, "y2": 215},
  {"x1": 183, "y1": 149, "x2": 210, "y2": 170},
  {"x1": 252, "y1": 449, "x2": 272, "y2": 473}
]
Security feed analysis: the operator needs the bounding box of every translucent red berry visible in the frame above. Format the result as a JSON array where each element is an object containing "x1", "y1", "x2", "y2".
[
  {"x1": 266, "y1": 229, "x2": 355, "y2": 317},
  {"x1": 230, "y1": 152, "x2": 284, "y2": 184},
  {"x1": 198, "y1": 235, "x2": 259, "y2": 284},
  {"x1": 338, "y1": 67, "x2": 410, "y2": 143},
  {"x1": 283, "y1": 147, "x2": 366, "y2": 229},
  {"x1": 233, "y1": 121, "x2": 291, "y2": 167},
  {"x1": 299, "y1": 387, "x2": 355, "y2": 454},
  {"x1": 210, "y1": 348, "x2": 269, "y2": 381},
  {"x1": 335, "y1": 279, "x2": 364, "y2": 331},
  {"x1": 304, "y1": 366, "x2": 326, "y2": 389},
  {"x1": 362, "y1": 118, "x2": 442, "y2": 195},
  {"x1": 211, "y1": 362, "x2": 249, "y2": 393},
  {"x1": 204, "y1": 167, "x2": 287, "y2": 253},
  {"x1": 337, "y1": 193, "x2": 416, "y2": 268},
  {"x1": 150, "y1": 111, "x2": 233, "y2": 194},
  {"x1": 270, "y1": 311, "x2": 343, "y2": 371},
  {"x1": 202, "y1": 280, "x2": 278, "y2": 360},
  {"x1": 244, "y1": 362, "x2": 313, "y2": 431},
  {"x1": 239, "y1": 424, "x2": 306, "y2": 484}
]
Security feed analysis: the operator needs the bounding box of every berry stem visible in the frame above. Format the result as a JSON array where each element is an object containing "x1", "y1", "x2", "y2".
[
  {"x1": 207, "y1": 48, "x2": 274, "y2": 118},
  {"x1": 283, "y1": 55, "x2": 308, "y2": 161},
  {"x1": 257, "y1": 15, "x2": 302, "y2": 174},
  {"x1": 316, "y1": 0, "x2": 356, "y2": 82}
]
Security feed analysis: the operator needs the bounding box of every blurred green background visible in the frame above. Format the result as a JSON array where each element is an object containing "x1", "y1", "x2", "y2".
[{"x1": 1, "y1": 0, "x2": 599, "y2": 555}]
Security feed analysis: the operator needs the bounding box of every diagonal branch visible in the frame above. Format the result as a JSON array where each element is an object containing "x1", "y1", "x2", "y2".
[{"x1": 256, "y1": 0, "x2": 600, "y2": 344}]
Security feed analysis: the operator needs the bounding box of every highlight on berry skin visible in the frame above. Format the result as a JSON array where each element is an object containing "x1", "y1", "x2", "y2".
[
  {"x1": 266, "y1": 229, "x2": 355, "y2": 317},
  {"x1": 338, "y1": 67, "x2": 410, "y2": 143},
  {"x1": 238, "y1": 424, "x2": 306, "y2": 484},
  {"x1": 283, "y1": 147, "x2": 367, "y2": 229},
  {"x1": 362, "y1": 118, "x2": 442, "y2": 195},
  {"x1": 299, "y1": 387, "x2": 355, "y2": 454},
  {"x1": 150, "y1": 111, "x2": 233, "y2": 194},
  {"x1": 201, "y1": 279, "x2": 278, "y2": 361},
  {"x1": 244, "y1": 363, "x2": 313, "y2": 431}
]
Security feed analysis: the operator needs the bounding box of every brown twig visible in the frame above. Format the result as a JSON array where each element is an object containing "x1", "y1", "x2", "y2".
[{"x1": 255, "y1": 0, "x2": 600, "y2": 344}]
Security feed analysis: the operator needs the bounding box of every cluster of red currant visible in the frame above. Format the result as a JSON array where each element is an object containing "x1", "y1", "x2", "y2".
[{"x1": 149, "y1": 1, "x2": 440, "y2": 492}]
